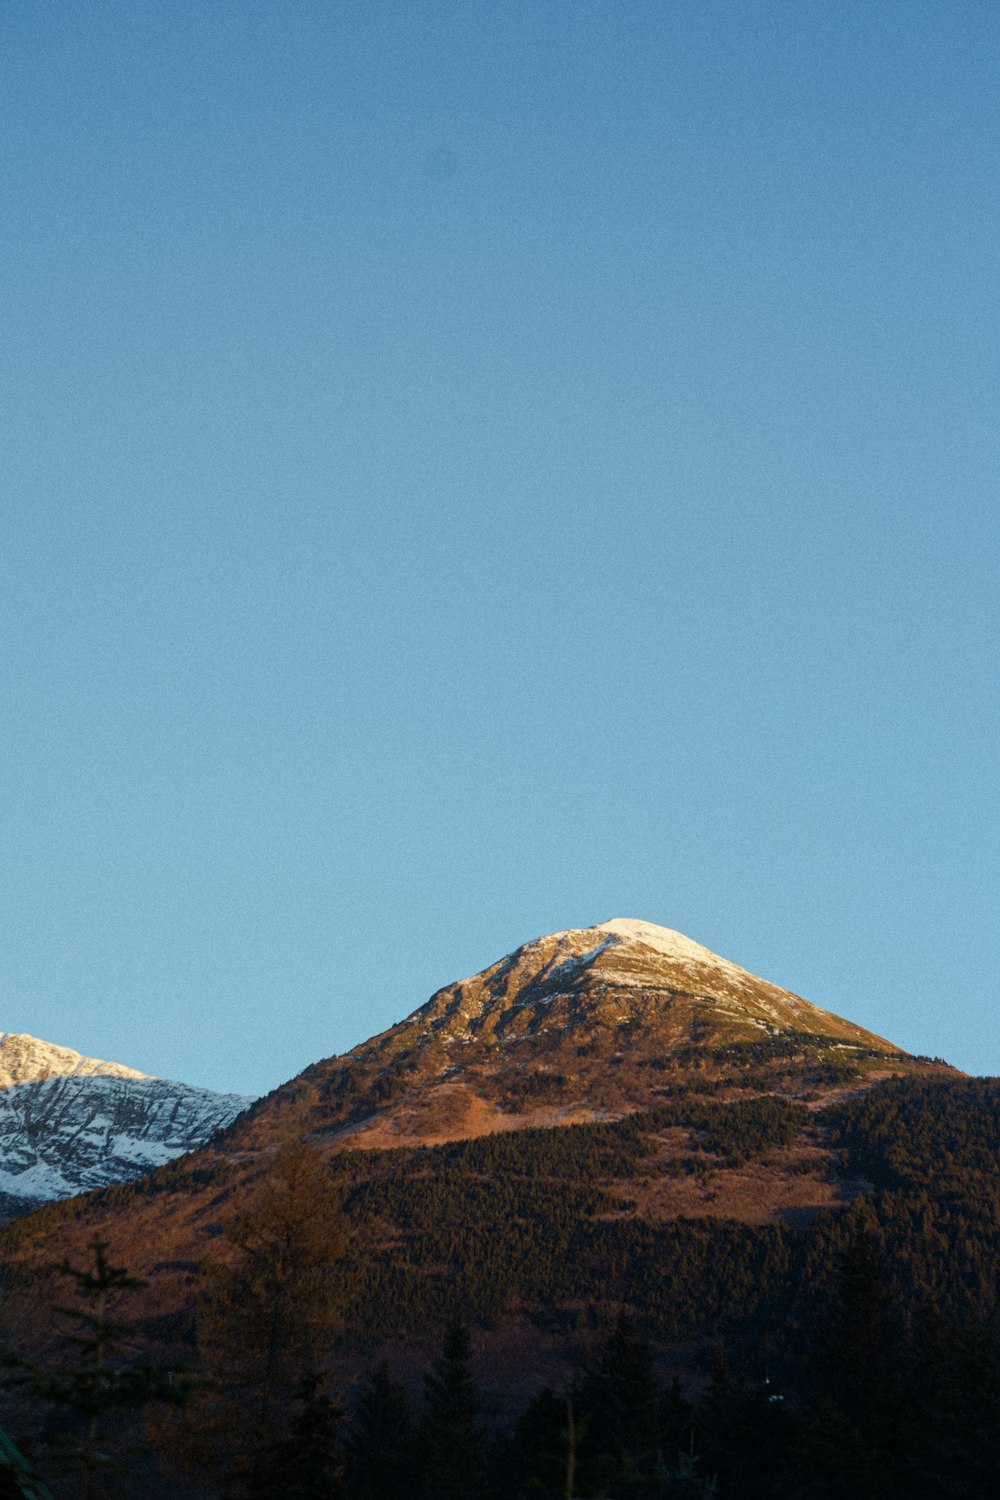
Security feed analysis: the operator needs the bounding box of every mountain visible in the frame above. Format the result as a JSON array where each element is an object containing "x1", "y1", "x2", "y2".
[
  {"x1": 0, "y1": 1031, "x2": 254, "y2": 1212},
  {"x1": 0, "y1": 1032, "x2": 148, "y2": 1088},
  {"x1": 233, "y1": 917, "x2": 927, "y2": 1152},
  {"x1": 0, "y1": 936, "x2": 991, "y2": 1500},
  {"x1": 0, "y1": 922, "x2": 958, "y2": 1379},
  {"x1": 1, "y1": 918, "x2": 992, "y2": 1500}
]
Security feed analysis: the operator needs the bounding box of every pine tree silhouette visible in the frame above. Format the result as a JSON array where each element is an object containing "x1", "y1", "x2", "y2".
[
  {"x1": 577, "y1": 1310, "x2": 660, "y2": 1491},
  {"x1": 346, "y1": 1360, "x2": 414, "y2": 1500},
  {"x1": 191, "y1": 1135, "x2": 344, "y2": 1492},
  {"x1": 8, "y1": 1239, "x2": 191, "y2": 1500},
  {"x1": 248, "y1": 1373, "x2": 346, "y2": 1500},
  {"x1": 420, "y1": 1315, "x2": 482, "y2": 1500}
]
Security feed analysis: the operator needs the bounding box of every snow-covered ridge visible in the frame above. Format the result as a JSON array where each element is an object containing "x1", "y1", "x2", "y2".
[
  {"x1": 0, "y1": 1031, "x2": 149, "y2": 1087},
  {"x1": 0, "y1": 1032, "x2": 255, "y2": 1210}
]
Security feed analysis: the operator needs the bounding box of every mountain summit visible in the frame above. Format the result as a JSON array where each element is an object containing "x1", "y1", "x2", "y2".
[
  {"x1": 0, "y1": 1031, "x2": 149, "y2": 1088},
  {"x1": 236, "y1": 918, "x2": 921, "y2": 1152},
  {"x1": 395, "y1": 917, "x2": 896, "y2": 1053}
]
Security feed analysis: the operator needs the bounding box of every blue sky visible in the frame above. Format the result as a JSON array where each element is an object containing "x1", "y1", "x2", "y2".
[{"x1": 2, "y1": 1, "x2": 997, "y2": 1095}]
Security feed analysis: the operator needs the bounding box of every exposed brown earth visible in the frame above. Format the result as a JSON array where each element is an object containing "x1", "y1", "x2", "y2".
[
  {"x1": 604, "y1": 1130, "x2": 870, "y2": 1226},
  {"x1": 325, "y1": 1081, "x2": 623, "y2": 1150}
]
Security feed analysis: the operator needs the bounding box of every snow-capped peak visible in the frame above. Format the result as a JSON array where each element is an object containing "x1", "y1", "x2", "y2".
[{"x1": 594, "y1": 919, "x2": 743, "y2": 973}]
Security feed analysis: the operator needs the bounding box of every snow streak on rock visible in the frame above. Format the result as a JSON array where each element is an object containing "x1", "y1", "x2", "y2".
[{"x1": 0, "y1": 1033, "x2": 254, "y2": 1210}]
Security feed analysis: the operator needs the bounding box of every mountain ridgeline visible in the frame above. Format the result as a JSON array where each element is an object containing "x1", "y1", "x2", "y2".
[
  {"x1": 0, "y1": 1031, "x2": 254, "y2": 1214},
  {"x1": 232, "y1": 917, "x2": 940, "y2": 1152},
  {"x1": 0, "y1": 920, "x2": 964, "y2": 1353}
]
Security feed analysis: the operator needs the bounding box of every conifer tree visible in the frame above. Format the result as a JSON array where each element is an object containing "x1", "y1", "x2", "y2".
[
  {"x1": 488, "y1": 1384, "x2": 576, "y2": 1500},
  {"x1": 577, "y1": 1310, "x2": 660, "y2": 1490},
  {"x1": 247, "y1": 1373, "x2": 346, "y2": 1500},
  {"x1": 887, "y1": 1313, "x2": 1000, "y2": 1500},
  {"x1": 658, "y1": 1375, "x2": 694, "y2": 1464},
  {"x1": 813, "y1": 1212, "x2": 905, "y2": 1451},
  {"x1": 777, "y1": 1401, "x2": 881, "y2": 1500},
  {"x1": 697, "y1": 1354, "x2": 791, "y2": 1500},
  {"x1": 7, "y1": 1238, "x2": 191, "y2": 1500},
  {"x1": 654, "y1": 1448, "x2": 717, "y2": 1498},
  {"x1": 187, "y1": 1136, "x2": 345, "y2": 1496},
  {"x1": 198, "y1": 1137, "x2": 344, "y2": 1411},
  {"x1": 419, "y1": 1315, "x2": 482, "y2": 1500},
  {"x1": 345, "y1": 1360, "x2": 413, "y2": 1500},
  {"x1": 498, "y1": 1388, "x2": 591, "y2": 1500}
]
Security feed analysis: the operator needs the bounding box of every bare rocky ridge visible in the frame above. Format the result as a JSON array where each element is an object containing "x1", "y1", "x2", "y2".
[
  {"x1": 234, "y1": 918, "x2": 936, "y2": 1153},
  {"x1": 0, "y1": 1032, "x2": 254, "y2": 1212}
]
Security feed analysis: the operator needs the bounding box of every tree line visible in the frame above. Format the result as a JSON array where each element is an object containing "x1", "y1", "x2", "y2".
[{"x1": 4, "y1": 1210, "x2": 1000, "y2": 1498}]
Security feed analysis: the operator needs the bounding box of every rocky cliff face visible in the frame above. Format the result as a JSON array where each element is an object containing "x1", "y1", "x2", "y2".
[{"x1": 0, "y1": 1032, "x2": 253, "y2": 1212}]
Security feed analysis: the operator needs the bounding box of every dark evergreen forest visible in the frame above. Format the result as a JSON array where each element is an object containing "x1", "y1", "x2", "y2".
[{"x1": 3, "y1": 1076, "x2": 1000, "y2": 1498}]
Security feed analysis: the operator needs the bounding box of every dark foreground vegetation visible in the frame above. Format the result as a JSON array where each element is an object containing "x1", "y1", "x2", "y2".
[{"x1": 1, "y1": 1076, "x2": 999, "y2": 1498}]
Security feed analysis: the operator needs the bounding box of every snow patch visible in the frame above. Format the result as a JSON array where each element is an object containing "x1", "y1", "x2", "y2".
[
  {"x1": 109, "y1": 1135, "x2": 181, "y2": 1167},
  {"x1": 0, "y1": 1160, "x2": 76, "y2": 1200}
]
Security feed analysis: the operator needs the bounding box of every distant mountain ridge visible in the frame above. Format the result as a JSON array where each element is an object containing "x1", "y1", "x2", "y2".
[
  {"x1": 0, "y1": 1031, "x2": 254, "y2": 1212},
  {"x1": 0, "y1": 1031, "x2": 148, "y2": 1087}
]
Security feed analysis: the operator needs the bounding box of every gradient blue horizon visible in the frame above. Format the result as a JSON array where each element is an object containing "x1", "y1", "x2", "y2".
[{"x1": 2, "y1": 1, "x2": 997, "y2": 1096}]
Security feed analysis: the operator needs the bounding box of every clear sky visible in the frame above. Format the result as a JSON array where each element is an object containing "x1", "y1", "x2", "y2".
[{"x1": 2, "y1": 1, "x2": 997, "y2": 1097}]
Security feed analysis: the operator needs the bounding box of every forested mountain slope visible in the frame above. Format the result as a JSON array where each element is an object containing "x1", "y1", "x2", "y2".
[{"x1": 0, "y1": 921, "x2": 957, "y2": 1369}]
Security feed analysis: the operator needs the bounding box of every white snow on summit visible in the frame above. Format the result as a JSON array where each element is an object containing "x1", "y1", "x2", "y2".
[{"x1": 594, "y1": 919, "x2": 746, "y2": 975}]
